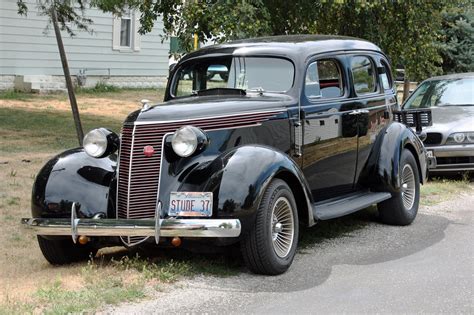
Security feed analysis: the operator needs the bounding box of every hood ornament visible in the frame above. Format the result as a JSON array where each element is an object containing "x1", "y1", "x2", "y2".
[{"x1": 140, "y1": 99, "x2": 151, "y2": 111}]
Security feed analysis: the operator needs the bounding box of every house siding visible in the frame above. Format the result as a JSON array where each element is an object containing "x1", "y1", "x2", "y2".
[{"x1": 0, "y1": 0, "x2": 169, "y2": 90}]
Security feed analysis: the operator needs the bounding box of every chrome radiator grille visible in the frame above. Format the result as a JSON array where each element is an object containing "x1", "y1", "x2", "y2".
[{"x1": 116, "y1": 111, "x2": 282, "y2": 245}]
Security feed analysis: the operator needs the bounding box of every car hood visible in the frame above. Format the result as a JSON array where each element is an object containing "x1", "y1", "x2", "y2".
[
  {"x1": 424, "y1": 106, "x2": 474, "y2": 134},
  {"x1": 124, "y1": 94, "x2": 295, "y2": 124}
]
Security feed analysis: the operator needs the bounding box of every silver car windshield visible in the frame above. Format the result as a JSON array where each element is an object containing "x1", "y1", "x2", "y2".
[
  {"x1": 172, "y1": 56, "x2": 294, "y2": 98},
  {"x1": 404, "y1": 77, "x2": 474, "y2": 109}
]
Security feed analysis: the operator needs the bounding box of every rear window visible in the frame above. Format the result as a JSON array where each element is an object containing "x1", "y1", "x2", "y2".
[
  {"x1": 305, "y1": 59, "x2": 343, "y2": 99},
  {"x1": 351, "y1": 56, "x2": 377, "y2": 95}
]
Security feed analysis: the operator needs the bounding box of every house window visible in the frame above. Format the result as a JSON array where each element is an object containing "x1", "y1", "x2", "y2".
[
  {"x1": 120, "y1": 10, "x2": 132, "y2": 47},
  {"x1": 113, "y1": 10, "x2": 140, "y2": 51}
]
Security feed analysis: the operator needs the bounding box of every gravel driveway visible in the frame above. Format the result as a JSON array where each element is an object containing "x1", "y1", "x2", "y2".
[{"x1": 103, "y1": 192, "x2": 473, "y2": 314}]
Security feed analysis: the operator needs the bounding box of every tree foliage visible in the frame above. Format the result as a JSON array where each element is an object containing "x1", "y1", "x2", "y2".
[
  {"x1": 18, "y1": 0, "x2": 470, "y2": 81},
  {"x1": 95, "y1": 0, "x2": 451, "y2": 81},
  {"x1": 437, "y1": 2, "x2": 474, "y2": 73}
]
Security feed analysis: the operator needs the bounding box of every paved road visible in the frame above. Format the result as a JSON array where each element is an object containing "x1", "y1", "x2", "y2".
[{"x1": 106, "y1": 193, "x2": 473, "y2": 314}]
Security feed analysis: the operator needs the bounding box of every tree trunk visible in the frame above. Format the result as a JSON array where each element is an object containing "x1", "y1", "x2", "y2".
[
  {"x1": 402, "y1": 77, "x2": 410, "y2": 103},
  {"x1": 51, "y1": 7, "x2": 84, "y2": 146}
]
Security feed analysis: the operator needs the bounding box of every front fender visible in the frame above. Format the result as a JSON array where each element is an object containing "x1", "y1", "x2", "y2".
[
  {"x1": 179, "y1": 145, "x2": 314, "y2": 233},
  {"x1": 359, "y1": 122, "x2": 427, "y2": 193},
  {"x1": 31, "y1": 148, "x2": 117, "y2": 219}
]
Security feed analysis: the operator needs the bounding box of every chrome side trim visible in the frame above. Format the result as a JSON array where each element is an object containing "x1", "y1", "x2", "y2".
[{"x1": 21, "y1": 218, "x2": 241, "y2": 238}]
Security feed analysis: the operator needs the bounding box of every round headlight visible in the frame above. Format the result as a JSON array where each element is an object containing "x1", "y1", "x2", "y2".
[
  {"x1": 172, "y1": 126, "x2": 199, "y2": 157},
  {"x1": 467, "y1": 132, "x2": 474, "y2": 143},
  {"x1": 83, "y1": 128, "x2": 120, "y2": 158},
  {"x1": 453, "y1": 133, "x2": 466, "y2": 143}
]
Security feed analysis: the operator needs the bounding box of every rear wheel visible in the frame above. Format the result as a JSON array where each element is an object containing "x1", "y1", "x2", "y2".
[
  {"x1": 241, "y1": 179, "x2": 299, "y2": 275},
  {"x1": 37, "y1": 236, "x2": 97, "y2": 265},
  {"x1": 378, "y1": 149, "x2": 420, "y2": 225}
]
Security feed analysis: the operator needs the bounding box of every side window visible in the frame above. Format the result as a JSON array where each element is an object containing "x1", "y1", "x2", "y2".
[
  {"x1": 351, "y1": 56, "x2": 377, "y2": 95},
  {"x1": 305, "y1": 59, "x2": 343, "y2": 99},
  {"x1": 380, "y1": 59, "x2": 393, "y2": 90}
]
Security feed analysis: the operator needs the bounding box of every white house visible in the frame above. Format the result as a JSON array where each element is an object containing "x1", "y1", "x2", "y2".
[{"x1": 0, "y1": 0, "x2": 170, "y2": 92}]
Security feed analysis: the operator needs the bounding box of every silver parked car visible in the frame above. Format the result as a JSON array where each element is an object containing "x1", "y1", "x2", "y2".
[{"x1": 402, "y1": 73, "x2": 474, "y2": 173}]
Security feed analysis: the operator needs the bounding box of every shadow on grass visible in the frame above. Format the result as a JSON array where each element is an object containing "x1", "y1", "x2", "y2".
[{"x1": 91, "y1": 207, "x2": 379, "y2": 280}]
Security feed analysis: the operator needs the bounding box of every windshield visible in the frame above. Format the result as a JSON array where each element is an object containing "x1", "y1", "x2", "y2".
[
  {"x1": 404, "y1": 77, "x2": 474, "y2": 109},
  {"x1": 172, "y1": 56, "x2": 294, "y2": 97}
]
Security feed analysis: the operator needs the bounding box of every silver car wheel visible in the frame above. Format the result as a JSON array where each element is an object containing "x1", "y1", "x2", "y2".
[
  {"x1": 401, "y1": 164, "x2": 416, "y2": 210},
  {"x1": 271, "y1": 196, "x2": 295, "y2": 258}
]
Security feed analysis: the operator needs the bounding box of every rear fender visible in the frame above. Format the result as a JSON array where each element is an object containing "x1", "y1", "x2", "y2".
[{"x1": 358, "y1": 122, "x2": 427, "y2": 193}]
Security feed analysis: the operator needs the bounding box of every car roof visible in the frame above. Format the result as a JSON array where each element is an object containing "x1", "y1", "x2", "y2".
[
  {"x1": 423, "y1": 72, "x2": 474, "y2": 81},
  {"x1": 180, "y1": 35, "x2": 384, "y2": 63}
]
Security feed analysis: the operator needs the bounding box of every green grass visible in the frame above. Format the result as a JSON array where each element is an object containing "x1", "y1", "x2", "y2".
[
  {"x1": 0, "y1": 90, "x2": 35, "y2": 101},
  {"x1": 75, "y1": 82, "x2": 120, "y2": 94},
  {"x1": 103, "y1": 251, "x2": 241, "y2": 281},
  {"x1": 420, "y1": 177, "x2": 472, "y2": 206},
  {"x1": 0, "y1": 107, "x2": 122, "y2": 153},
  {"x1": 35, "y1": 279, "x2": 144, "y2": 315},
  {"x1": 75, "y1": 83, "x2": 165, "y2": 96},
  {"x1": 0, "y1": 277, "x2": 145, "y2": 315}
]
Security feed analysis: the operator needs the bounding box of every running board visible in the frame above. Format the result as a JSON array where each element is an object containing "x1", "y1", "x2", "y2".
[{"x1": 313, "y1": 191, "x2": 392, "y2": 220}]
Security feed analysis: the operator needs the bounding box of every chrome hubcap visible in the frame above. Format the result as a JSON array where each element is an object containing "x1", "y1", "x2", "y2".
[
  {"x1": 401, "y1": 164, "x2": 416, "y2": 209},
  {"x1": 271, "y1": 197, "x2": 295, "y2": 258}
]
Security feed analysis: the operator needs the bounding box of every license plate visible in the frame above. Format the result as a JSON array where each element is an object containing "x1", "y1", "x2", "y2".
[
  {"x1": 427, "y1": 150, "x2": 434, "y2": 158},
  {"x1": 169, "y1": 192, "x2": 213, "y2": 217}
]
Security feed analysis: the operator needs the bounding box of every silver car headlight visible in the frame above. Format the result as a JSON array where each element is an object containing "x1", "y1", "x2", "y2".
[
  {"x1": 171, "y1": 126, "x2": 208, "y2": 157},
  {"x1": 83, "y1": 128, "x2": 119, "y2": 158},
  {"x1": 447, "y1": 132, "x2": 474, "y2": 144},
  {"x1": 467, "y1": 132, "x2": 474, "y2": 143}
]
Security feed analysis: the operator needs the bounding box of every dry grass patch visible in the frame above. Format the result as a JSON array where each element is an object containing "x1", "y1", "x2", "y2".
[{"x1": 0, "y1": 88, "x2": 165, "y2": 121}]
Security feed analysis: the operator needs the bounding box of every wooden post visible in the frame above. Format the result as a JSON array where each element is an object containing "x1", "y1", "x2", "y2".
[
  {"x1": 51, "y1": 6, "x2": 84, "y2": 146},
  {"x1": 194, "y1": 33, "x2": 198, "y2": 50},
  {"x1": 402, "y1": 77, "x2": 410, "y2": 103}
]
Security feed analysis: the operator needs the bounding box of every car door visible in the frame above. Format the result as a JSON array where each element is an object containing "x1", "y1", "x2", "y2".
[
  {"x1": 300, "y1": 56, "x2": 360, "y2": 201},
  {"x1": 348, "y1": 54, "x2": 396, "y2": 187}
]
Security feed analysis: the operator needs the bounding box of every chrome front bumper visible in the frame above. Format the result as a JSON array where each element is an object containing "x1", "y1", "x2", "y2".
[
  {"x1": 22, "y1": 203, "x2": 241, "y2": 243},
  {"x1": 21, "y1": 217, "x2": 241, "y2": 238}
]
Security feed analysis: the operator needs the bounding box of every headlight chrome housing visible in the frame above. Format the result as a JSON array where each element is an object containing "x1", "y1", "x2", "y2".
[
  {"x1": 447, "y1": 132, "x2": 474, "y2": 145},
  {"x1": 83, "y1": 128, "x2": 120, "y2": 158},
  {"x1": 171, "y1": 126, "x2": 208, "y2": 157}
]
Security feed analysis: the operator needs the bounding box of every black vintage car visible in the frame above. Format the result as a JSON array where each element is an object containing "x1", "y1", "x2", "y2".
[{"x1": 23, "y1": 35, "x2": 429, "y2": 275}]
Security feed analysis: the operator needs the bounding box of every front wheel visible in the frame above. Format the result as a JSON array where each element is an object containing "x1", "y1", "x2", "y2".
[
  {"x1": 37, "y1": 236, "x2": 97, "y2": 265},
  {"x1": 378, "y1": 149, "x2": 420, "y2": 225},
  {"x1": 241, "y1": 179, "x2": 299, "y2": 275}
]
